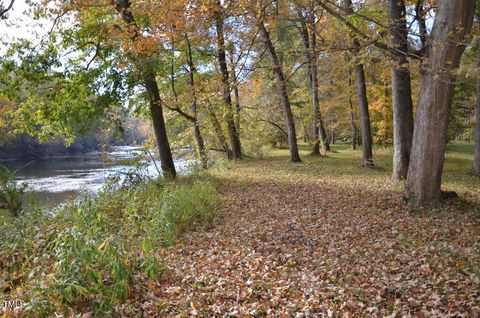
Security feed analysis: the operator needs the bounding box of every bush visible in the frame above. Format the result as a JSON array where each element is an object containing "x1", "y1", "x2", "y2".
[
  {"x1": 0, "y1": 165, "x2": 27, "y2": 216},
  {"x1": 0, "y1": 172, "x2": 219, "y2": 316}
]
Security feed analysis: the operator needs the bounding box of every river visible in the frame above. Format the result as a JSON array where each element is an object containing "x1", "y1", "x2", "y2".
[{"x1": 0, "y1": 146, "x2": 193, "y2": 208}]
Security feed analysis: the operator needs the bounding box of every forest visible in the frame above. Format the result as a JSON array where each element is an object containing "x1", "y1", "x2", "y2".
[{"x1": 0, "y1": 0, "x2": 479, "y2": 316}]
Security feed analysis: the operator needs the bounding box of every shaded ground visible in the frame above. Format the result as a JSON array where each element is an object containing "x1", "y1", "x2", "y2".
[{"x1": 119, "y1": 144, "x2": 480, "y2": 317}]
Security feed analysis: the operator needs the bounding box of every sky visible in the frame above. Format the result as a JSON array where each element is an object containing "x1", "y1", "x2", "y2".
[
  {"x1": 1, "y1": 1, "x2": 434, "y2": 56},
  {"x1": 0, "y1": 0, "x2": 51, "y2": 51}
]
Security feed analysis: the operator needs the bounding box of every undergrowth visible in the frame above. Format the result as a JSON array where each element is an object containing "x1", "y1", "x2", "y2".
[{"x1": 0, "y1": 170, "x2": 219, "y2": 316}]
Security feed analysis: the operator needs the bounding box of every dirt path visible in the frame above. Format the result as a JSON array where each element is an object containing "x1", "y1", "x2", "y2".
[{"x1": 120, "y1": 160, "x2": 480, "y2": 317}]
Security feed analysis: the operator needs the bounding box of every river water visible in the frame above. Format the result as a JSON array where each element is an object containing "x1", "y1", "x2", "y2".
[{"x1": 1, "y1": 146, "x2": 192, "y2": 208}]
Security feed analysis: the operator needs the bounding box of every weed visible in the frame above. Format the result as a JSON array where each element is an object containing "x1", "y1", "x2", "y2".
[{"x1": 0, "y1": 172, "x2": 219, "y2": 316}]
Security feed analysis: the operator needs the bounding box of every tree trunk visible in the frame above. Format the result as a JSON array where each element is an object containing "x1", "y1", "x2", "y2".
[
  {"x1": 406, "y1": 0, "x2": 475, "y2": 207},
  {"x1": 258, "y1": 20, "x2": 301, "y2": 162},
  {"x1": 303, "y1": 121, "x2": 309, "y2": 142},
  {"x1": 349, "y1": 109, "x2": 358, "y2": 150},
  {"x1": 144, "y1": 73, "x2": 177, "y2": 179},
  {"x1": 309, "y1": 25, "x2": 330, "y2": 154},
  {"x1": 209, "y1": 111, "x2": 233, "y2": 160},
  {"x1": 347, "y1": 66, "x2": 358, "y2": 150},
  {"x1": 348, "y1": 101, "x2": 358, "y2": 150},
  {"x1": 229, "y1": 45, "x2": 242, "y2": 133},
  {"x1": 354, "y1": 63, "x2": 374, "y2": 166},
  {"x1": 473, "y1": 37, "x2": 480, "y2": 176},
  {"x1": 186, "y1": 34, "x2": 208, "y2": 168},
  {"x1": 113, "y1": 0, "x2": 176, "y2": 178},
  {"x1": 214, "y1": 3, "x2": 242, "y2": 159},
  {"x1": 344, "y1": 0, "x2": 374, "y2": 166},
  {"x1": 193, "y1": 123, "x2": 207, "y2": 168},
  {"x1": 388, "y1": 0, "x2": 414, "y2": 181},
  {"x1": 297, "y1": 8, "x2": 329, "y2": 155}
]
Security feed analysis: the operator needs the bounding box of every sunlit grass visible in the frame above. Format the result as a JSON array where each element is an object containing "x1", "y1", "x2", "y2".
[{"x1": 238, "y1": 141, "x2": 479, "y2": 202}]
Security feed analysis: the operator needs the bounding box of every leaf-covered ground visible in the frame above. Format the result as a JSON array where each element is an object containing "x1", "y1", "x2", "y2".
[{"x1": 119, "y1": 145, "x2": 480, "y2": 317}]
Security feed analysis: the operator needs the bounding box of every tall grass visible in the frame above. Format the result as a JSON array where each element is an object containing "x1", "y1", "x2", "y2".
[
  {"x1": 0, "y1": 165, "x2": 27, "y2": 216},
  {"x1": 0, "y1": 171, "x2": 219, "y2": 316}
]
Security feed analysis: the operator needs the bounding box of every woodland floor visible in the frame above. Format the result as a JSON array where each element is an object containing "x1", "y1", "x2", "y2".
[{"x1": 119, "y1": 144, "x2": 480, "y2": 317}]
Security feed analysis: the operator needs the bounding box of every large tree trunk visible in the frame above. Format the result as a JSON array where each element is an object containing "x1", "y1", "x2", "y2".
[
  {"x1": 297, "y1": 7, "x2": 329, "y2": 155},
  {"x1": 406, "y1": 0, "x2": 475, "y2": 207},
  {"x1": 144, "y1": 73, "x2": 177, "y2": 179},
  {"x1": 114, "y1": 0, "x2": 176, "y2": 178},
  {"x1": 214, "y1": 3, "x2": 242, "y2": 159},
  {"x1": 186, "y1": 34, "x2": 208, "y2": 168},
  {"x1": 258, "y1": 20, "x2": 301, "y2": 162},
  {"x1": 388, "y1": 0, "x2": 414, "y2": 181},
  {"x1": 344, "y1": 0, "x2": 374, "y2": 166},
  {"x1": 474, "y1": 38, "x2": 480, "y2": 176}
]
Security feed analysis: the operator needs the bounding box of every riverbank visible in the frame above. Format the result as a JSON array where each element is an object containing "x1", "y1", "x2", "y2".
[
  {"x1": 2, "y1": 146, "x2": 195, "y2": 208},
  {"x1": 0, "y1": 170, "x2": 219, "y2": 316},
  {"x1": 1, "y1": 143, "x2": 479, "y2": 316}
]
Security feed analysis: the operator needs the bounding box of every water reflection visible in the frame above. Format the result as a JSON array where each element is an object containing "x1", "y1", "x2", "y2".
[{"x1": 1, "y1": 146, "x2": 192, "y2": 208}]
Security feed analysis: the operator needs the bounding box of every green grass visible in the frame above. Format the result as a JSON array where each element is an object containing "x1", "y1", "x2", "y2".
[
  {"x1": 245, "y1": 141, "x2": 479, "y2": 209},
  {"x1": 0, "y1": 171, "x2": 220, "y2": 316}
]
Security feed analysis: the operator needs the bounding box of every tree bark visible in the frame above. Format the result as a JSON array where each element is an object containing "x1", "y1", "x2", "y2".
[
  {"x1": 348, "y1": 95, "x2": 358, "y2": 149},
  {"x1": 344, "y1": 0, "x2": 374, "y2": 166},
  {"x1": 185, "y1": 34, "x2": 208, "y2": 168},
  {"x1": 354, "y1": 63, "x2": 374, "y2": 166},
  {"x1": 144, "y1": 73, "x2": 177, "y2": 179},
  {"x1": 406, "y1": 0, "x2": 475, "y2": 207},
  {"x1": 347, "y1": 65, "x2": 358, "y2": 150},
  {"x1": 297, "y1": 7, "x2": 329, "y2": 155},
  {"x1": 258, "y1": 20, "x2": 301, "y2": 162},
  {"x1": 209, "y1": 111, "x2": 233, "y2": 160},
  {"x1": 389, "y1": 0, "x2": 414, "y2": 181},
  {"x1": 474, "y1": 38, "x2": 480, "y2": 176},
  {"x1": 214, "y1": 2, "x2": 242, "y2": 159},
  {"x1": 114, "y1": 0, "x2": 176, "y2": 178},
  {"x1": 229, "y1": 45, "x2": 242, "y2": 133},
  {"x1": 349, "y1": 105, "x2": 358, "y2": 150}
]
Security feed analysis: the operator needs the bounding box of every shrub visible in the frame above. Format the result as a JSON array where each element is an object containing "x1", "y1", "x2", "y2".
[
  {"x1": 0, "y1": 172, "x2": 219, "y2": 316},
  {"x1": 0, "y1": 165, "x2": 27, "y2": 216}
]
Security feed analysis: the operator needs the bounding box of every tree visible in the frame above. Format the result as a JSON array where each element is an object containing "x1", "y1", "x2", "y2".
[
  {"x1": 296, "y1": 2, "x2": 330, "y2": 155},
  {"x1": 112, "y1": 0, "x2": 176, "y2": 179},
  {"x1": 342, "y1": 0, "x2": 374, "y2": 167},
  {"x1": 228, "y1": 43, "x2": 242, "y2": 134},
  {"x1": 388, "y1": 0, "x2": 414, "y2": 180},
  {"x1": 213, "y1": 0, "x2": 242, "y2": 159},
  {"x1": 405, "y1": 0, "x2": 475, "y2": 207},
  {"x1": 0, "y1": 0, "x2": 14, "y2": 19},
  {"x1": 347, "y1": 67, "x2": 358, "y2": 150},
  {"x1": 185, "y1": 34, "x2": 208, "y2": 168},
  {"x1": 256, "y1": 4, "x2": 301, "y2": 163},
  {"x1": 475, "y1": 37, "x2": 480, "y2": 176}
]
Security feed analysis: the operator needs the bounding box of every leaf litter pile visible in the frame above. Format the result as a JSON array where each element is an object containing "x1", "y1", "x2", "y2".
[{"x1": 119, "y1": 156, "x2": 480, "y2": 317}]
